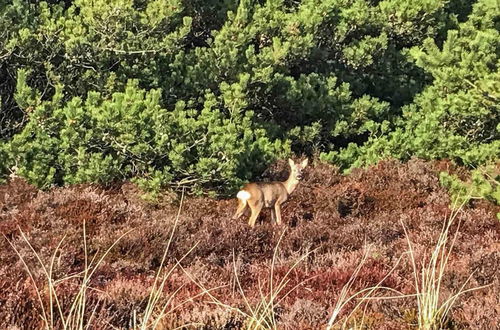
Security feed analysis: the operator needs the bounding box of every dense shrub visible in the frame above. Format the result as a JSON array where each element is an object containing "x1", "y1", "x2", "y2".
[
  {"x1": 325, "y1": 0, "x2": 499, "y2": 170},
  {"x1": 440, "y1": 165, "x2": 500, "y2": 219},
  {"x1": 1, "y1": 0, "x2": 495, "y2": 193},
  {"x1": 7, "y1": 77, "x2": 287, "y2": 194}
]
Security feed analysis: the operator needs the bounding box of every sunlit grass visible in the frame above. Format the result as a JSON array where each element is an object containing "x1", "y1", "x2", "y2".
[
  {"x1": 181, "y1": 229, "x2": 315, "y2": 330},
  {"x1": 326, "y1": 244, "x2": 404, "y2": 330},
  {"x1": 5, "y1": 189, "x2": 203, "y2": 330},
  {"x1": 402, "y1": 198, "x2": 491, "y2": 329},
  {"x1": 5, "y1": 223, "x2": 132, "y2": 330},
  {"x1": 132, "y1": 189, "x2": 203, "y2": 330},
  {"x1": 3, "y1": 188, "x2": 495, "y2": 329}
]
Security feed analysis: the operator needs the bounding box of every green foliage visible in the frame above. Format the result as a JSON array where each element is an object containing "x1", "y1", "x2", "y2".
[
  {"x1": 1, "y1": 0, "x2": 192, "y2": 138},
  {"x1": 0, "y1": 0, "x2": 35, "y2": 138},
  {"x1": 7, "y1": 78, "x2": 287, "y2": 194},
  {"x1": 0, "y1": 140, "x2": 7, "y2": 183},
  {"x1": 335, "y1": 0, "x2": 499, "y2": 170},
  {"x1": 0, "y1": 0, "x2": 498, "y2": 194},
  {"x1": 440, "y1": 166, "x2": 500, "y2": 219}
]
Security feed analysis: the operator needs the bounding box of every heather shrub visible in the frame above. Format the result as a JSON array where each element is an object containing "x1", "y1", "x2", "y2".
[{"x1": 1, "y1": 160, "x2": 499, "y2": 328}]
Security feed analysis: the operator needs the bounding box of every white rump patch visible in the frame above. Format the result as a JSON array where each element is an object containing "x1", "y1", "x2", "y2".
[{"x1": 236, "y1": 190, "x2": 251, "y2": 200}]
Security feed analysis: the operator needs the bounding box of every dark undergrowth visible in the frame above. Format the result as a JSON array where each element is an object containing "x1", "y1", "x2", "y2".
[{"x1": 1, "y1": 159, "x2": 499, "y2": 329}]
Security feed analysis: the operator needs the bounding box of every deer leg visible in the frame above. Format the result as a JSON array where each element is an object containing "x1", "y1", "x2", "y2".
[
  {"x1": 232, "y1": 198, "x2": 247, "y2": 220},
  {"x1": 248, "y1": 201, "x2": 263, "y2": 228},
  {"x1": 274, "y1": 202, "x2": 282, "y2": 225},
  {"x1": 270, "y1": 207, "x2": 276, "y2": 224}
]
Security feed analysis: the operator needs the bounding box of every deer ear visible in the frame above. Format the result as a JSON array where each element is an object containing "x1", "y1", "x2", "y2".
[
  {"x1": 288, "y1": 158, "x2": 295, "y2": 167},
  {"x1": 301, "y1": 158, "x2": 309, "y2": 168}
]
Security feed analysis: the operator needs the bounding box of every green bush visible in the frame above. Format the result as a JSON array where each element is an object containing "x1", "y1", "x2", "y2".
[
  {"x1": 330, "y1": 0, "x2": 499, "y2": 170},
  {"x1": 8, "y1": 77, "x2": 288, "y2": 194},
  {"x1": 0, "y1": 0, "x2": 498, "y2": 194},
  {"x1": 440, "y1": 167, "x2": 500, "y2": 219}
]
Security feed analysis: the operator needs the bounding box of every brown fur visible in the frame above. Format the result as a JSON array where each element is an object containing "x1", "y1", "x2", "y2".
[{"x1": 232, "y1": 158, "x2": 308, "y2": 227}]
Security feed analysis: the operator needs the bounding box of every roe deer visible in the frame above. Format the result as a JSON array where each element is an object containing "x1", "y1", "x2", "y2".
[{"x1": 232, "y1": 158, "x2": 308, "y2": 227}]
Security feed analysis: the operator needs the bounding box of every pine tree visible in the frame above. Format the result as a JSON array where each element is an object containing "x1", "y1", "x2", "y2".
[{"x1": 330, "y1": 0, "x2": 499, "y2": 169}]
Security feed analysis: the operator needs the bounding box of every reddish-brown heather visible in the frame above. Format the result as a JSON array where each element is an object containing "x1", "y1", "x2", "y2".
[{"x1": 0, "y1": 159, "x2": 498, "y2": 328}]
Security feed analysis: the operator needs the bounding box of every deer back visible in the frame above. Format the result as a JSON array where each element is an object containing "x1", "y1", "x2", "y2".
[{"x1": 243, "y1": 182, "x2": 289, "y2": 207}]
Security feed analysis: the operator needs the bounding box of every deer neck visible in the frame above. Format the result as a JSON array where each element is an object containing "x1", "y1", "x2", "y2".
[{"x1": 283, "y1": 175, "x2": 299, "y2": 195}]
